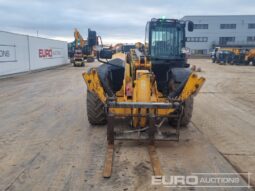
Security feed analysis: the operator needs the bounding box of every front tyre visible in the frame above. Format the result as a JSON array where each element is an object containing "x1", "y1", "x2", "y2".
[{"x1": 87, "y1": 90, "x2": 107, "y2": 125}]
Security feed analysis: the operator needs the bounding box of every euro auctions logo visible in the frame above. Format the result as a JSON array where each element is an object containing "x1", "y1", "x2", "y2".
[
  {"x1": 152, "y1": 175, "x2": 198, "y2": 187},
  {"x1": 39, "y1": 48, "x2": 63, "y2": 59},
  {"x1": 152, "y1": 173, "x2": 251, "y2": 188},
  {"x1": 39, "y1": 49, "x2": 52, "y2": 58}
]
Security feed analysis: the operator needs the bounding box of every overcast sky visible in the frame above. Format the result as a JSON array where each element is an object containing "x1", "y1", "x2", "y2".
[{"x1": 0, "y1": 0, "x2": 255, "y2": 43}]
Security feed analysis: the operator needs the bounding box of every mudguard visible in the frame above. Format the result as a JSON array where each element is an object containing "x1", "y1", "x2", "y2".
[
  {"x1": 171, "y1": 68, "x2": 192, "y2": 83},
  {"x1": 97, "y1": 58, "x2": 125, "y2": 97},
  {"x1": 168, "y1": 68, "x2": 192, "y2": 98}
]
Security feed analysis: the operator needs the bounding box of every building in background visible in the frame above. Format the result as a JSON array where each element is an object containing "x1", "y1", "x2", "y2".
[{"x1": 182, "y1": 15, "x2": 255, "y2": 55}]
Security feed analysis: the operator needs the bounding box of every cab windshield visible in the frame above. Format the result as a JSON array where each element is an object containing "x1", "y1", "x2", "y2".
[{"x1": 150, "y1": 25, "x2": 184, "y2": 59}]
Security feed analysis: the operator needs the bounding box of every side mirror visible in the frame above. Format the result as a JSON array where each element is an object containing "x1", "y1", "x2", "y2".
[
  {"x1": 188, "y1": 21, "x2": 194, "y2": 32},
  {"x1": 100, "y1": 49, "x2": 112, "y2": 59}
]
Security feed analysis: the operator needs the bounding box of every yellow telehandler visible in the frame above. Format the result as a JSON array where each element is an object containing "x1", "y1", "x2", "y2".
[{"x1": 83, "y1": 18, "x2": 205, "y2": 177}]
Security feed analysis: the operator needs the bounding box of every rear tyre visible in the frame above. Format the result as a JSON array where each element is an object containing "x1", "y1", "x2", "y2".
[{"x1": 87, "y1": 90, "x2": 107, "y2": 125}]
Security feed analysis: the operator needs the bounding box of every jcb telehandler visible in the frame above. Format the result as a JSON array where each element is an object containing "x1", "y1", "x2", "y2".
[{"x1": 83, "y1": 18, "x2": 205, "y2": 177}]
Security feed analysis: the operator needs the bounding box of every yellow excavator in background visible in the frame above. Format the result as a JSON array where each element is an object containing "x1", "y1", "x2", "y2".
[
  {"x1": 72, "y1": 28, "x2": 98, "y2": 66},
  {"x1": 74, "y1": 28, "x2": 85, "y2": 48},
  {"x1": 73, "y1": 28, "x2": 85, "y2": 67},
  {"x1": 83, "y1": 18, "x2": 205, "y2": 178}
]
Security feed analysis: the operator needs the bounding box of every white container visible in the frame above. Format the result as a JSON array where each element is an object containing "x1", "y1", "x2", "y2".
[
  {"x1": 29, "y1": 36, "x2": 68, "y2": 70},
  {"x1": 0, "y1": 31, "x2": 68, "y2": 76},
  {"x1": 0, "y1": 31, "x2": 30, "y2": 76}
]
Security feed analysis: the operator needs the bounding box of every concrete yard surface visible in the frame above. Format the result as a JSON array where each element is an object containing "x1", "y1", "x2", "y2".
[
  {"x1": 0, "y1": 60, "x2": 254, "y2": 191},
  {"x1": 192, "y1": 59, "x2": 255, "y2": 188}
]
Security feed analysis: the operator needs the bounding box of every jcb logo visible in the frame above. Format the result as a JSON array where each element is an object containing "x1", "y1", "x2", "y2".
[{"x1": 39, "y1": 49, "x2": 52, "y2": 58}]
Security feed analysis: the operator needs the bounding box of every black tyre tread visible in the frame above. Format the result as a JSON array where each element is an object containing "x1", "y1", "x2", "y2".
[
  {"x1": 180, "y1": 96, "x2": 194, "y2": 127},
  {"x1": 87, "y1": 91, "x2": 107, "y2": 125}
]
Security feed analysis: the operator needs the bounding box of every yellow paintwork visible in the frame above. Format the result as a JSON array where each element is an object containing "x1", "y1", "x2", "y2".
[
  {"x1": 74, "y1": 28, "x2": 85, "y2": 48},
  {"x1": 179, "y1": 73, "x2": 206, "y2": 101},
  {"x1": 82, "y1": 69, "x2": 106, "y2": 103},
  {"x1": 133, "y1": 70, "x2": 151, "y2": 127}
]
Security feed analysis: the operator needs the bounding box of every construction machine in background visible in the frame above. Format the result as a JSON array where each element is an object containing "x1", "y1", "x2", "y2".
[
  {"x1": 121, "y1": 44, "x2": 136, "y2": 54},
  {"x1": 73, "y1": 29, "x2": 85, "y2": 67},
  {"x1": 82, "y1": 18, "x2": 205, "y2": 177},
  {"x1": 72, "y1": 28, "x2": 98, "y2": 66},
  {"x1": 110, "y1": 43, "x2": 124, "y2": 53},
  {"x1": 212, "y1": 47, "x2": 255, "y2": 65},
  {"x1": 212, "y1": 47, "x2": 241, "y2": 65},
  {"x1": 244, "y1": 48, "x2": 255, "y2": 65},
  {"x1": 73, "y1": 48, "x2": 84, "y2": 66},
  {"x1": 135, "y1": 42, "x2": 144, "y2": 51},
  {"x1": 215, "y1": 50, "x2": 235, "y2": 64},
  {"x1": 82, "y1": 29, "x2": 98, "y2": 63}
]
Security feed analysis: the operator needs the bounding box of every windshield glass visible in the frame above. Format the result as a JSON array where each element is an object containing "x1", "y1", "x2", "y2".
[{"x1": 150, "y1": 26, "x2": 183, "y2": 59}]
